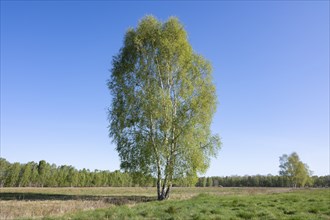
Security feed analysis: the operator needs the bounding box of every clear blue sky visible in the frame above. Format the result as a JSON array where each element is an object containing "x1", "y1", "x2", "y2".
[{"x1": 1, "y1": 1, "x2": 329, "y2": 176}]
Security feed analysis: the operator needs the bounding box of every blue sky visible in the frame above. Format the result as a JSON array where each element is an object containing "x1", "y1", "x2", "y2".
[{"x1": 1, "y1": 1, "x2": 329, "y2": 176}]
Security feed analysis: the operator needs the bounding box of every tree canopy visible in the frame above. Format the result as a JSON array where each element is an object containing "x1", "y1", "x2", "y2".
[
  {"x1": 108, "y1": 16, "x2": 221, "y2": 200},
  {"x1": 279, "y1": 152, "x2": 312, "y2": 187}
]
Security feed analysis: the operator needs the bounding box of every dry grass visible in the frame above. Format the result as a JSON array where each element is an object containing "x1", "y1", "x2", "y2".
[
  {"x1": 0, "y1": 200, "x2": 113, "y2": 220},
  {"x1": 169, "y1": 187, "x2": 294, "y2": 199},
  {"x1": 0, "y1": 187, "x2": 155, "y2": 197},
  {"x1": 0, "y1": 187, "x2": 157, "y2": 219}
]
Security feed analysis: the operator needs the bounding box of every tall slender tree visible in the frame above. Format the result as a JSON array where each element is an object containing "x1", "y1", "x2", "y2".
[
  {"x1": 19, "y1": 163, "x2": 32, "y2": 187},
  {"x1": 108, "y1": 16, "x2": 221, "y2": 200},
  {"x1": 38, "y1": 160, "x2": 50, "y2": 187},
  {"x1": 0, "y1": 158, "x2": 10, "y2": 187}
]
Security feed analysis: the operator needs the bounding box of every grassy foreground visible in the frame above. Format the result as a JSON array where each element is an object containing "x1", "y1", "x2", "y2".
[
  {"x1": 55, "y1": 188, "x2": 329, "y2": 220},
  {"x1": 0, "y1": 187, "x2": 329, "y2": 219}
]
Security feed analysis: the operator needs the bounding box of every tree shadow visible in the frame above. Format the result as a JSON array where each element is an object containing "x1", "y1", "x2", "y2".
[{"x1": 0, "y1": 192, "x2": 157, "y2": 205}]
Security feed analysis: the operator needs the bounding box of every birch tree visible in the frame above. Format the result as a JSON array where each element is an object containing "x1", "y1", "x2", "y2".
[
  {"x1": 279, "y1": 152, "x2": 312, "y2": 187},
  {"x1": 108, "y1": 16, "x2": 221, "y2": 200}
]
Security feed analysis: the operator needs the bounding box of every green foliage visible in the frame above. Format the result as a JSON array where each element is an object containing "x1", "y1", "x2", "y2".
[
  {"x1": 279, "y1": 152, "x2": 312, "y2": 187},
  {"x1": 200, "y1": 177, "x2": 207, "y2": 187},
  {"x1": 19, "y1": 163, "x2": 32, "y2": 187},
  {"x1": 5, "y1": 162, "x2": 21, "y2": 187},
  {"x1": 206, "y1": 177, "x2": 213, "y2": 187},
  {"x1": 0, "y1": 158, "x2": 10, "y2": 187},
  {"x1": 38, "y1": 160, "x2": 50, "y2": 187},
  {"x1": 0, "y1": 158, "x2": 153, "y2": 187},
  {"x1": 195, "y1": 175, "x2": 319, "y2": 187},
  {"x1": 108, "y1": 15, "x2": 221, "y2": 200}
]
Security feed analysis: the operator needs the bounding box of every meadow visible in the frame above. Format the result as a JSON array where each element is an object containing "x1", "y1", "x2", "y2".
[{"x1": 0, "y1": 187, "x2": 329, "y2": 219}]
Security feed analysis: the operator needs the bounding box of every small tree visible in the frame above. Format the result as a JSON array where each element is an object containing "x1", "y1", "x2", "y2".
[
  {"x1": 279, "y1": 152, "x2": 312, "y2": 187},
  {"x1": 0, "y1": 158, "x2": 10, "y2": 187},
  {"x1": 29, "y1": 162, "x2": 39, "y2": 187},
  {"x1": 207, "y1": 177, "x2": 213, "y2": 187},
  {"x1": 202, "y1": 177, "x2": 207, "y2": 187},
  {"x1": 108, "y1": 16, "x2": 221, "y2": 200},
  {"x1": 38, "y1": 160, "x2": 50, "y2": 187},
  {"x1": 19, "y1": 163, "x2": 32, "y2": 187},
  {"x1": 5, "y1": 163, "x2": 21, "y2": 187}
]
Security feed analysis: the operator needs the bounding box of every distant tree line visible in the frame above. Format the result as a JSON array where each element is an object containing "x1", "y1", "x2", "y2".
[
  {"x1": 0, "y1": 158, "x2": 154, "y2": 187},
  {"x1": 1, "y1": 158, "x2": 328, "y2": 187},
  {"x1": 195, "y1": 175, "x2": 329, "y2": 188},
  {"x1": 195, "y1": 152, "x2": 330, "y2": 188}
]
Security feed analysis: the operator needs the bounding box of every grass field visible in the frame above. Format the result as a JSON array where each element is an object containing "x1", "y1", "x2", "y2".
[{"x1": 0, "y1": 187, "x2": 329, "y2": 219}]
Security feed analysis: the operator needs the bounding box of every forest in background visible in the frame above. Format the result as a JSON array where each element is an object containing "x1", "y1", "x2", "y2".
[{"x1": 1, "y1": 158, "x2": 329, "y2": 188}]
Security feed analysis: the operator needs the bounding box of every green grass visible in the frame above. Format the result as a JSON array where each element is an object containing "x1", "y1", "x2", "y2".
[{"x1": 49, "y1": 188, "x2": 330, "y2": 220}]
